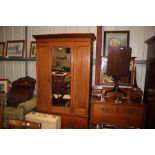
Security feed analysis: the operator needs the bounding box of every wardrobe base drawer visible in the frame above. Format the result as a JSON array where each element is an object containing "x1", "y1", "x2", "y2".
[{"x1": 61, "y1": 115, "x2": 88, "y2": 129}]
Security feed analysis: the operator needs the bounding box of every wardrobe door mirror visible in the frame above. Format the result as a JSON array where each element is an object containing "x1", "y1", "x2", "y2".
[{"x1": 51, "y1": 47, "x2": 71, "y2": 107}]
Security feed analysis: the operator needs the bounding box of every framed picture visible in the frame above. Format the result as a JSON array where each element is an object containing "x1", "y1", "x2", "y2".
[
  {"x1": 29, "y1": 41, "x2": 36, "y2": 58},
  {"x1": 6, "y1": 40, "x2": 25, "y2": 57},
  {"x1": 0, "y1": 42, "x2": 4, "y2": 57},
  {"x1": 103, "y1": 31, "x2": 130, "y2": 56},
  {"x1": 0, "y1": 79, "x2": 9, "y2": 93}
]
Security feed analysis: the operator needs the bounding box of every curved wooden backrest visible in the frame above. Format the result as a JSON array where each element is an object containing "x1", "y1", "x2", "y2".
[{"x1": 8, "y1": 119, "x2": 41, "y2": 129}]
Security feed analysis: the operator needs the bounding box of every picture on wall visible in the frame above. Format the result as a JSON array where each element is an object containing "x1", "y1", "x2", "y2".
[
  {"x1": 0, "y1": 42, "x2": 4, "y2": 57},
  {"x1": 29, "y1": 41, "x2": 36, "y2": 58},
  {"x1": 6, "y1": 40, "x2": 24, "y2": 57},
  {"x1": 103, "y1": 31, "x2": 130, "y2": 56},
  {"x1": 0, "y1": 79, "x2": 9, "y2": 93}
]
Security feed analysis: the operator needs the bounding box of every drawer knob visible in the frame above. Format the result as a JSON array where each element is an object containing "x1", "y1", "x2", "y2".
[{"x1": 102, "y1": 108, "x2": 109, "y2": 112}]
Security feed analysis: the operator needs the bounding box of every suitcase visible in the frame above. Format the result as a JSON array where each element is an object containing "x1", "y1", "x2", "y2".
[{"x1": 25, "y1": 112, "x2": 61, "y2": 129}]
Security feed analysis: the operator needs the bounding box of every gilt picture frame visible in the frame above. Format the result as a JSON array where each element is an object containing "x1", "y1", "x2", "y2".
[
  {"x1": 103, "y1": 31, "x2": 130, "y2": 56},
  {"x1": 0, "y1": 79, "x2": 9, "y2": 93},
  {"x1": 6, "y1": 40, "x2": 24, "y2": 58},
  {"x1": 0, "y1": 42, "x2": 5, "y2": 57},
  {"x1": 29, "y1": 41, "x2": 36, "y2": 58}
]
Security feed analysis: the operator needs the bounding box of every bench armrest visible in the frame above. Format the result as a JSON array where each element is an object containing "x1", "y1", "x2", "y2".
[{"x1": 17, "y1": 97, "x2": 37, "y2": 120}]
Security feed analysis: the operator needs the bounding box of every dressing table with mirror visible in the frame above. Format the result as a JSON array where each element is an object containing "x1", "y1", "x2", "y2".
[{"x1": 90, "y1": 46, "x2": 147, "y2": 129}]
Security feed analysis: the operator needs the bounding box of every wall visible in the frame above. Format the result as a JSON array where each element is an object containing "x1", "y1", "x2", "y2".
[
  {"x1": 0, "y1": 26, "x2": 155, "y2": 91},
  {"x1": 0, "y1": 26, "x2": 25, "y2": 82}
]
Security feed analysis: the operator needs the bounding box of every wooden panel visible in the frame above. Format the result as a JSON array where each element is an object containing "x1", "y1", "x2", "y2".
[
  {"x1": 93, "y1": 104, "x2": 117, "y2": 114},
  {"x1": 118, "y1": 105, "x2": 144, "y2": 116},
  {"x1": 37, "y1": 43, "x2": 51, "y2": 112},
  {"x1": 73, "y1": 42, "x2": 90, "y2": 116},
  {"x1": 61, "y1": 115, "x2": 88, "y2": 129},
  {"x1": 95, "y1": 26, "x2": 102, "y2": 84}
]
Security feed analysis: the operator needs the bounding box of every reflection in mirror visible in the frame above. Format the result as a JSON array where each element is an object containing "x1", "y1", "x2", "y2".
[
  {"x1": 51, "y1": 47, "x2": 71, "y2": 107},
  {"x1": 100, "y1": 56, "x2": 136, "y2": 86}
]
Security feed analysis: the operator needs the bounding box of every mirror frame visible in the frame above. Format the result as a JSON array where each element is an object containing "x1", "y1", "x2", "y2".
[{"x1": 100, "y1": 56, "x2": 136, "y2": 86}]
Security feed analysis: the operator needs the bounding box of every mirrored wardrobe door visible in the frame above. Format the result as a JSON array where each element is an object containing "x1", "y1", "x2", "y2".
[{"x1": 51, "y1": 47, "x2": 71, "y2": 107}]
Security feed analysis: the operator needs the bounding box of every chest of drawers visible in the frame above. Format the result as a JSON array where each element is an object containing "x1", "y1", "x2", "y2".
[{"x1": 90, "y1": 99, "x2": 147, "y2": 128}]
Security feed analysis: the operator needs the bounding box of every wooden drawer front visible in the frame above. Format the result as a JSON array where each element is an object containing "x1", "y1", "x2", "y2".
[
  {"x1": 90, "y1": 115, "x2": 143, "y2": 128},
  {"x1": 90, "y1": 115, "x2": 125, "y2": 126},
  {"x1": 90, "y1": 115, "x2": 110, "y2": 124},
  {"x1": 61, "y1": 116, "x2": 88, "y2": 129},
  {"x1": 93, "y1": 104, "x2": 117, "y2": 114},
  {"x1": 118, "y1": 106, "x2": 143, "y2": 116},
  {"x1": 121, "y1": 116, "x2": 143, "y2": 128}
]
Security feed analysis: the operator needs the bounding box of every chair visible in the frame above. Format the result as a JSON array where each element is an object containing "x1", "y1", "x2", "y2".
[
  {"x1": 3, "y1": 76, "x2": 37, "y2": 128},
  {"x1": 3, "y1": 96, "x2": 37, "y2": 128},
  {"x1": 8, "y1": 119, "x2": 41, "y2": 129}
]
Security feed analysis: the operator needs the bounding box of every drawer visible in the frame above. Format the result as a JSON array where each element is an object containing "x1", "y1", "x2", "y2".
[
  {"x1": 93, "y1": 104, "x2": 117, "y2": 114},
  {"x1": 90, "y1": 115, "x2": 126, "y2": 126},
  {"x1": 90, "y1": 115, "x2": 143, "y2": 128},
  {"x1": 121, "y1": 116, "x2": 143, "y2": 128},
  {"x1": 118, "y1": 106, "x2": 144, "y2": 116},
  {"x1": 61, "y1": 115, "x2": 88, "y2": 129}
]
